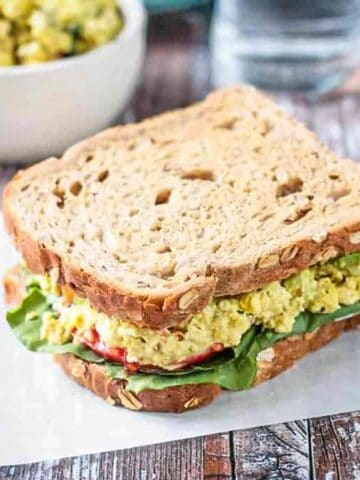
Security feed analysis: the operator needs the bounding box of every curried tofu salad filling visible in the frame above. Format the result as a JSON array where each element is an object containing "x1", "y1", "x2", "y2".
[
  {"x1": 6, "y1": 252, "x2": 360, "y2": 393},
  {"x1": 32, "y1": 252, "x2": 360, "y2": 369}
]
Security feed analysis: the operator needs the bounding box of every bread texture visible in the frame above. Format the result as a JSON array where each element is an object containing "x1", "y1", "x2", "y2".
[
  {"x1": 4, "y1": 266, "x2": 360, "y2": 413},
  {"x1": 4, "y1": 86, "x2": 360, "y2": 328}
]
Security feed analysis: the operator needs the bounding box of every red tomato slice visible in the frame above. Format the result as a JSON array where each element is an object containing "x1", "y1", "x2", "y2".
[
  {"x1": 77, "y1": 328, "x2": 140, "y2": 372},
  {"x1": 77, "y1": 328, "x2": 224, "y2": 372},
  {"x1": 176, "y1": 343, "x2": 224, "y2": 368}
]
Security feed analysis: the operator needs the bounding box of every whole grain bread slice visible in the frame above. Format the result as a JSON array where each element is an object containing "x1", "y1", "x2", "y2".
[
  {"x1": 4, "y1": 86, "x2": 360, "y2": 328},
  {"x1": 5, "y1": 266, "x2": 360, "y2": 412}
]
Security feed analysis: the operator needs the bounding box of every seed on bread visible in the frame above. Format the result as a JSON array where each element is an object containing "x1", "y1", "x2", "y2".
[
  {"x1": 285, "y1": 199, "x2": 312, "y2": 224},
  {"x1": 349, "y1": 231, "x2": 360, "y2": 244},
  {"x1": 280, "y1": 246, "x2": 299, "y2": 264},
  {"x1": 314, "y1": 246, "x2": 338, "y2": 263},
  {"x1": 106, "y1": 396, "x2": 116, "y2": 406},
  {"x1": 257, "y1": 254, "x2": 280, "y2": 270},
  {"x1": 71, "y1": 363, "x2": 87, "y2": 380},
  {"x1": 178, "y1": 289, "x2": 199, "y2": 310},
  {"x1": 184, "y1": 397, "x2": 200, "y2": 410},
  {"x1": 312, "y1": 231, "x2": 328, "y2": 243},
  {"x1": 117, "y1": 390, "x2": 143, "y2": 411}
]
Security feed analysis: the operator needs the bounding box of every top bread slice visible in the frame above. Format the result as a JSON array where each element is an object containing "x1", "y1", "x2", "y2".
[{"x1": 4, "y1": 86, "x2": 360, "y2": 329}]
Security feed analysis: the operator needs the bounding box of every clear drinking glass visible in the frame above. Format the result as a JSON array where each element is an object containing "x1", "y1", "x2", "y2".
[{"x1": 210, "y1": 0, "x2": 360, "y2": 93}]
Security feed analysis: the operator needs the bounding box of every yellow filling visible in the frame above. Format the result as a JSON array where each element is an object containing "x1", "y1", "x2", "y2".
[
  {"x1": 0, "y1": 0, "x2": 123, "y2": 66},
  {"x1": 37, "y1": 255, "x2": 360, "y2": 369}
]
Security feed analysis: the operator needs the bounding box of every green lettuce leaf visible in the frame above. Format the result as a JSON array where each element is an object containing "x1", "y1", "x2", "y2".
[
  {"x1": 6, "y1": 289, "x2": 104, "y2": 363},
  {"x1": 6, "y1": 285, "x2": 360, "y2": 394},
  {"x1": 334, "y1": 251, "x2": 360, "y2": 268},
  {"x1": 106, "y1": 301, "x2": 360, "y2": 393}
]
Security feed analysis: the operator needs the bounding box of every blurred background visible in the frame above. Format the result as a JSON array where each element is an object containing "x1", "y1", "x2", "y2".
[
  {"x1": 2, "y1": 0, "x2": 360, "y2": 164},
  {"x1": 144, "y1": 0, "x2": 360, "y2": 97},
  {"x1": 1, "y1": 1, "x2": 360, "y2": 476},
  {"x1": 130, "y1": 0, "x2": 360, "y2": 131}
]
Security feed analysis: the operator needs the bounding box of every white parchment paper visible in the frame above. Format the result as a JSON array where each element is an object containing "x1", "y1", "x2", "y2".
[{"x1": 0, "y1": 218, "x2": 359, "y2": 466}]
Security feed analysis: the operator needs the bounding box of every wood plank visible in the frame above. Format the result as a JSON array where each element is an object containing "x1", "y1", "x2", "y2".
[
  {"x1": 0, "y1": 437, "x2": 205, "y2": 480},
  {"x1": 112, "y1": 436, "x2": 204, "y2": 480},
  {"x1": 0, "y1": 433, "x2": 231, "y2": 480},
  {"x1": 232, "y1": 421, "x2": 310, "y2": 480},
  {"x1": 310, "y1": 412, "x2": 360, "y2": 480},
  {"x1": 203, "y1": 433, "x2": 232, "y2": 479}
]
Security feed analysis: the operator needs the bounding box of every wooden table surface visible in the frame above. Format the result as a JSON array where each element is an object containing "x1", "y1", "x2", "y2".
[{"x1": 1, "y1": 11, "x2": 360, "y2": 480}]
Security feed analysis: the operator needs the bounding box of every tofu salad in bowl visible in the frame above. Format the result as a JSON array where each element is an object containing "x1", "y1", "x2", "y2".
[
  {"x1": 0, "y1": 0, "x2": 146, "y2": 163},
  {"x1": 0, "y1": 0, "x2": 125, "y2": 66}
]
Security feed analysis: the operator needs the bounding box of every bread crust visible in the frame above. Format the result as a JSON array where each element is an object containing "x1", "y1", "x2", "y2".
[
  {"x1": 3, "y1": 197, "x2": 216, "y2": 329},
  {"x1": 4, "y1": 86, "x2": 360, "y2": 328},
  {"x1": 4, "y1": 266, "x2": 360, "y2": 412},
  {"x1": 255, "y1": 316, "x2": 360, "y2": 384},
  {"x1": 5, "y1": 190, "x2": 360, "y2": 330},
  {"x1": 54, "y1": 354, "x2": 221, "y2": 413}
]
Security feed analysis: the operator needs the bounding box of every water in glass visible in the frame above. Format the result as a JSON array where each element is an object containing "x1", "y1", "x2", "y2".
[{"x1": 210, "y1": 0, "x2": 360, "y2": 93}]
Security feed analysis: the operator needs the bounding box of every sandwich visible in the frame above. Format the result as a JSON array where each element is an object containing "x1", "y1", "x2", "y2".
[{"x1": 3, "y1": 86, "x2": 360, "y2": 413}]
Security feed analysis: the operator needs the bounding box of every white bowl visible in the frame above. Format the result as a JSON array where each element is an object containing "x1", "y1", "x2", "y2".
[{"x1": 0, "y1": 0, "x2": 147, "y2": 164}]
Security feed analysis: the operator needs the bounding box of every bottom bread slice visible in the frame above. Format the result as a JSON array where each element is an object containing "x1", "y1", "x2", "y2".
[
  {"x1": 54, "y1": 317, "x2": 360, "y2": 412},
  {"x1": 55, "y1": 354, "x2": 221, "y2": 412},
  {"x1": 4, "y1": 266, "x2": 360, "y2": 413}
]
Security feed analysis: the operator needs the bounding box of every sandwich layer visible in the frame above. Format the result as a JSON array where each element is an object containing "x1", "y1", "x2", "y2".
[
  {"x1": 6, "y1": 265, "x2": 360, "y2": 412},
  {"x1": 54, "y1": 316, "x2": 360, "y2": 412},
  {"x1": 5, "y1": 266, "x2": 360, "y2": 412},
  {"x1": 18, "y1": 251, "x2": 360, "y2": 370},
  {"x1": 3, "y1": 269, "x2": 220, "y2": 412},
  {"x1": 5, "y1": 86, "x2": 360, "y2": 328}
]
